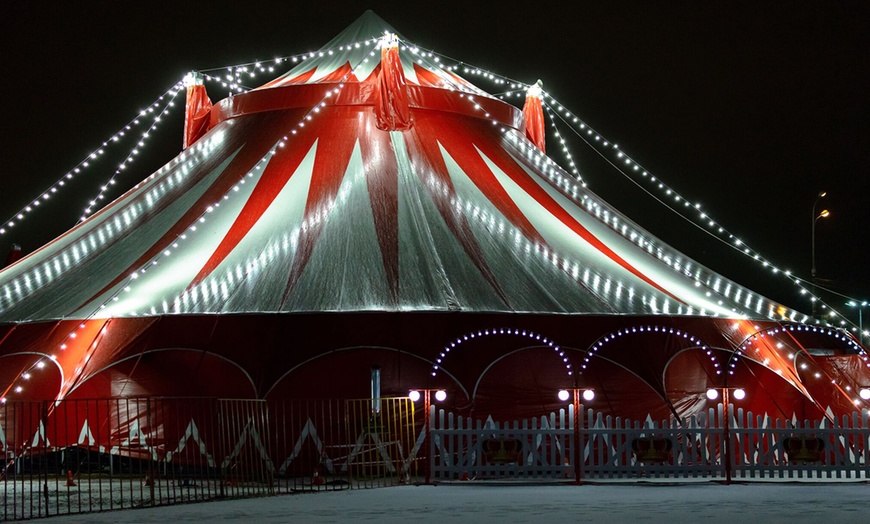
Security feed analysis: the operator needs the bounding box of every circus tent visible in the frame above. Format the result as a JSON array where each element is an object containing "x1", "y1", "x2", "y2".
[{"x1": 0, "y1": 11, "x2": 868, "y2": 425}]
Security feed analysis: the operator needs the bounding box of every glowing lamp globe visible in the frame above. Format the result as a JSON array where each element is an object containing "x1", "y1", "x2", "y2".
[
  {"x1": 860, "y1": 388, "x2": 870, "y2": 400},
  {"x1": 408, "y1": 390, "x2": 421, "y2": 402},
  {"x1": 434, "y1": 390, "x2": 447, "y2": 402},
  {"x1": 733, "y1": 388, "x2": 746, "y2": 400},
  {"x1": 582, "y1": 389, "x2": 595, "y2": 401},
  {"x1": 706, "y1": 388, "x2": 719, "y2": 400},
  {"x1": 558, "y1": 389, "x2": 570, "y2": 401}
]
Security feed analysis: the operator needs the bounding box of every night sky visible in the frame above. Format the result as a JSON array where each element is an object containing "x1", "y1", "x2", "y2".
[{"x1": 2, "y1": 1, "x2": 868, "y2": 321}]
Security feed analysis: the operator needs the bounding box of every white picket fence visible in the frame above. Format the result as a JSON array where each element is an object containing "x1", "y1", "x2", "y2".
[
  {"x1": 428, "y1": 405, "x2": 870, "y2": 481},
  {"x1": 430, "y1": 409, "x2": 574, "y2": 480}
]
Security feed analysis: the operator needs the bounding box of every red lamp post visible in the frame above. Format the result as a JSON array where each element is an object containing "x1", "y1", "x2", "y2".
[
  {"x1": 559, "y1": 388, "x2": 594, "y2": 484},
  {"x1": 707, "y1": 387, "x2": 746, "y2": 485},
  {"x1": 409, "y1": 389, "x2": 446, "y2": 484}
]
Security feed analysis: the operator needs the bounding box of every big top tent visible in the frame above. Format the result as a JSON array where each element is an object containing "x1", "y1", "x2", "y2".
[{"x1": 0, "y1": 10, "x2": 868, "y2": 432}]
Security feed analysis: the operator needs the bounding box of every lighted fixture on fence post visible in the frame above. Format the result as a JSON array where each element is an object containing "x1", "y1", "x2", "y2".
[
  {"x1": 706, "y1": 387, "x2": 746, "y2": 485},
  {"x1": 558, "y1": 388, "x2": 594, "y2": 485},
  {"x1": 408, "y1": 389, "x2": 447, "y2": 484}
]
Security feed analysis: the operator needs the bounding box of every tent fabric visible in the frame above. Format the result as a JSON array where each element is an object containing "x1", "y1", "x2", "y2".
[
  {"x1": 0, "y1": 11, "x2": 867, "y2": 424},
  {"x1": 374, "y1": 34, "x2": 412, "y2": 131},
  {"x1": 183, "y1": 81, "x2": 213, "y2": 149},
  {"x1": 522, "y1": 81, "x2": 545, "y2": 152}
]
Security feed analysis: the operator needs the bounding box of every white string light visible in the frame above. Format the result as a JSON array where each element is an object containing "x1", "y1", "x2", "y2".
[
  {"x1": 80, "y1": 83, "x2": 184, "y2": 221},
  {"x1": 580, "y1": 325, "x2": 718, "y2": 375},
  {"x1": 432, "y1": 328, "x2": 573, "y2": 378},
  {"x1": 0, "y1": 81, "x2": 184, "y2": 236}
]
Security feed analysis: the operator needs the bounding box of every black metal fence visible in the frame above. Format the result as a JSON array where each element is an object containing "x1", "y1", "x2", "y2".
[{"x1": 1, "y1": 397, "x2": 419, "y2": 520}]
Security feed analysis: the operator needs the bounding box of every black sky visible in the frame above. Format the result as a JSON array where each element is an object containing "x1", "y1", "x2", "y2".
[{"x1": 1, "y1": 1, "x2": 868, "y2": 320}]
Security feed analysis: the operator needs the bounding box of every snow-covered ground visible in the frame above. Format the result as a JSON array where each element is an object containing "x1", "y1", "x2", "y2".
[{"x1": 25, "y1": 482, "x2": 870, "y2": 524}]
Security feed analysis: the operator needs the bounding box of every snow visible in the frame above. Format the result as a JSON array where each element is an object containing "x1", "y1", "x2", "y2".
[{"x1": 28, "y1": 482, "x2": 870, "y2": 523}]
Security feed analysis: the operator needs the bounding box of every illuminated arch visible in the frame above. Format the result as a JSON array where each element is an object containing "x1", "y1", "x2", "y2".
[
  {"x1": 729, "y1": 324, "x2": 869, "y2": 376},
  {"x1": 0, "y1": 351, "x2": 64, "y2": 402},
  {"x1": 580, "y1": 324, "x2": 720, "y2": 375},
  {"x1": 431, "y1": 327, "x2": 573, "y2": 379}
]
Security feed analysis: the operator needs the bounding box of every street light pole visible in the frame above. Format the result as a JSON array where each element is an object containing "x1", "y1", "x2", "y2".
[{"x1": 811, "y1": 191, "x2": 829, "y2": 317}]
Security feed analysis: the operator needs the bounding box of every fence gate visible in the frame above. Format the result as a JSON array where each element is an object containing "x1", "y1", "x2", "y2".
[
  {"x1": 344, "y1": 398, "x2": 417, "y2": 487},
  {"x1": 216, "y1": 399, "x2": 273, "y2": 497}
]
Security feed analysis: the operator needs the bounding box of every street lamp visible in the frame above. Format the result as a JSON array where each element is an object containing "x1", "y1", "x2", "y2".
[
  {"x1": 558, "y1": 388, "x2": 594, "y2": 484},
  {"x1": 846, "y1": 301, "x2": 868, "y2": 345},
  {"x1": 408, "y1": 389, "x2": 447, "y2": 484},
  {"x1": 811, "y1": 191, "x2": 829, "y2": 317},
  {"x1": 706, "y1": 386, "x2": 746, "y2": 485}
]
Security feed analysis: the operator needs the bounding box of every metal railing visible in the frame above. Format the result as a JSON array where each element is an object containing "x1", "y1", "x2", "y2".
[
  {"x1": 5, "y1": 397, "x2": 870, "y2": 520},
  {"x1": 1, "y1": 397, "x2": 417, "y2": 520}
]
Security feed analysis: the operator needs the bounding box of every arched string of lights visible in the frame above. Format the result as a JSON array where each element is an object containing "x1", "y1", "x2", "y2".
[
  {"x1": 579, "y1": 325, "x2": 719, "y2": 376},
  {"x1": 430, "y1": 328, "x2": 573, "y2": 379},
  {"x1": 730, "y1": 324, "x2": 870, "y2": 406}
]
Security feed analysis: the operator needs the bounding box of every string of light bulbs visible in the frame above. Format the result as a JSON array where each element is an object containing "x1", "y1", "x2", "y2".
[
  {"x1": 79, "y1": 83, "x2": 184, "y2": 222},
  {"x1": 435, "y1": 55, "x2": 860, "y2": 333},
  {"x1": 0, "y1": 81, "x2": 185, "y2": 238},
  {"x1": 539, "y1": 94, "x2": 862, "y2": 333}
]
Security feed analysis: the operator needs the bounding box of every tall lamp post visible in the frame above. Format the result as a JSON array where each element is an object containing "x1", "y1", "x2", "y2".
[
  {"x1": 706, "y1": 387, "x2": 746, "y2": 485},
  {"x1": 846, "y1": 301, "x2": 868, "y2": 345},
  {"x1": 408, "y1": 389, "x2": 446, "y2": 484},
  {"x1": 811, "y1": 191, "x2": 829, "y2": 317},
  {"x1": 558, "y1": 388, "x2": 594, "y2": 485}
]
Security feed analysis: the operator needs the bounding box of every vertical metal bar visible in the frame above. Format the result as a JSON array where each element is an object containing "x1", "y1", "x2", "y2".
[
  {"x1": 96, "y1": 399, "x2": 103, "y2": 513},
  {"x1": 114, "y1": 399, "x2": 122, "y2": 511}
]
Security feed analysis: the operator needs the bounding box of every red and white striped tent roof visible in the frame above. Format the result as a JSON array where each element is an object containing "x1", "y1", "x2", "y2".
[{"x1": 0, "y1": 11, "x2": 798, "y2": 324}]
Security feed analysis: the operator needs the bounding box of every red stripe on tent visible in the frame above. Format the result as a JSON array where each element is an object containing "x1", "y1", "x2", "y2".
[
  {"x1": 413, "y1": 113, "x2": 545, "y2": 245},
  {"x1": 281, "y1": 109, "x2": 360, "y2": 304},
  {"x1": 406, "y1": 113, "x2": 513, "y2": 307},
  {"x1": 473, "y1": 122, "x2": 683, "y2": 304},
  {"x1": 412, "y1": 63, "x2": 444, "y2": 88},
  {"x1": 317, "y1": 61, "x2": 359, "y2": 83},
  {"x1": 74, "y1": 111, "x2": 307, "y2": 312},
  {"x1": 259, "y1": 67, "x2": 318, "y2": 89},
  {"x1": 361, "y1": 132, "x2": 400, "y2": 304},
  {"x1": 187, "y1": 117, "x2": 324, "y2": 288},
  {"x1": 360, "y1": 63, "x2": 381, "y2": 85}
]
